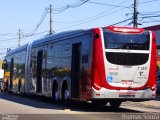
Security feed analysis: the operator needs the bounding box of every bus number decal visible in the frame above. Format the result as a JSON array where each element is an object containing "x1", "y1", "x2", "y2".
[{"x1": 138, "y1": 67, "x2": 147, "y2": 70}]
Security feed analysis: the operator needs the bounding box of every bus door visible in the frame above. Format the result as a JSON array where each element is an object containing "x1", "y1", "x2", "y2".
[
  {"x1": 71, "y1": 43, "x2": 81, "y2": 98},
  {"x1": 36, "y1": 50, "x2": 43, "y2": 93},
  {"x1": 10, "y1": 58, "x2": 14, "y2": 90}
]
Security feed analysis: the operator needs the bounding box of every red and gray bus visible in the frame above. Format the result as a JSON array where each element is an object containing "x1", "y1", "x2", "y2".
[{"x1": 3, "y1": 26, "x2": 156, "y2": 108}]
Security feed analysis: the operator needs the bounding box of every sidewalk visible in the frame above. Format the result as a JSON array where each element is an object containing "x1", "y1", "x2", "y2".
[{"x1": 137, "y1": 96, "x2": 160, "y2": 109}]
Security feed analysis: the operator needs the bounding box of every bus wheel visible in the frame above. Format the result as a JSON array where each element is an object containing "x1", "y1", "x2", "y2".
[
  {"x1": 62, "y1": 83, "x2": 70, "y2": 106},
  {"x1": 109, "y1": 101, "x2": 122, "y2": 109},
  {"x1": 64, "y1": 89, "x2": 70, "y2": 105}
]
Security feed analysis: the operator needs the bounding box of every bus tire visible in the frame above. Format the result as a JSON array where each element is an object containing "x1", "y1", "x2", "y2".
[
  {"x1": 109, "y1": 100, "x2": 122, "y2": 109},
  {"x1": 62, "y1": 82, "x2": 70, "y2": 106}
]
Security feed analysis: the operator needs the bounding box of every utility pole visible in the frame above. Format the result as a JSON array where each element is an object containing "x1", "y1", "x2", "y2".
[
  {"x1": 133, "y1": 0, "x2": 138, "y2": 28},
  {"x1": 18, "y1": 29, "x2": 21, "y2": 47},
  {"x1": 49, "y1": 5, "x2": 53, "y2": 35}
]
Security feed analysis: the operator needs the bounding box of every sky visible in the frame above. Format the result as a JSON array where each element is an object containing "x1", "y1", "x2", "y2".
[{"x1": 0, "y1": 0, "x2": 160, "y2": 59}]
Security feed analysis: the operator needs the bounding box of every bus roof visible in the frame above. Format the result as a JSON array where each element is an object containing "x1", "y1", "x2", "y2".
[
  {"x1": 32, "y1": 29, "x2": 89, "y2": 47},
  {"x1": 6, "y1": 43, "x2": 29, "y2": 56},
  {"x1": 5, "y1": 29, "x2": 92, "y2": 57}
]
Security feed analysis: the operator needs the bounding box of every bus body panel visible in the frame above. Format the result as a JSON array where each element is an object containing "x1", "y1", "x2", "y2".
[
  {"x1": 28, "y1": 30, "x2": 93, "y2": 100},
  {"x1": 92, "y1": 87, "x2": 155, "y2": 99},
  {"x1": 3, "y1": 26, "x2": 156, "y2": 103},
  {"x1": 4, "y1": 44, "x2": 29, "y2": 93}
]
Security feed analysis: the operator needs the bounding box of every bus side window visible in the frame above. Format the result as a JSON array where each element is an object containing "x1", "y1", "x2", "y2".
[
  {"x1": 82, "y1": 55, "x2": 88, "y2": 64},
  {"x1": 2, "y1": 62, "x2": 8, "y2": 70}
]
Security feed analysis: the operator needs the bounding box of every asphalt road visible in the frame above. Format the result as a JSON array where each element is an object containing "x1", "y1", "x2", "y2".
[{"x1": 0, "y1": 93, "x2": 160, "y2": 120}]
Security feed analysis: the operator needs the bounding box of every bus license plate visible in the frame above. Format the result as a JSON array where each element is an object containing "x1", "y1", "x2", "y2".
[{"x1": 119, "y1": 94, "x2": 135, "y2": 97}]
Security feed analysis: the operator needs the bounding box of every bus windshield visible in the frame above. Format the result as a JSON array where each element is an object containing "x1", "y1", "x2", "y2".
[{"x1": 103, "y1": 28, "x2": 150, "y2": 50}]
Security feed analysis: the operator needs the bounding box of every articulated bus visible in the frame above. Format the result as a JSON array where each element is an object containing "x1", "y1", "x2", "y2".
[{"x1": 3, "y1": 26, "x2": 156, "y2": 108}]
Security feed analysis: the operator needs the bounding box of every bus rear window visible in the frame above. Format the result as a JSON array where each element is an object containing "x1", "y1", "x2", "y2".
[{"x1": 103, "y1": 28, "x2": 150, "y2": 50}]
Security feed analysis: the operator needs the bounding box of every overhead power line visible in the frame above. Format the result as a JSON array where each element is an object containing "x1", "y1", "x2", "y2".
[
  {"x1": 0, "y1": 0, "x2": 144, "y2": 53},
  {"x1": 140, "y1": 10, "x2": 160, "y2": 14},
  {"x1": 55, "y1": 0, "x2": 130, "y2": 31},
  {"x1": 24, "y1": 9, "x2": 48, "y2": 37},
  {"x1": 23, "y1": 31, "x2": 48, "y2": 38},
  {"x1": 139, "y1": 15, "x2": 160, "y2": 18},
  {"x1": 0, "y1": 30, "x2": 48, "y2": 43},
  {"x1": 110, "y1": 17, "x2": 132, "y2": 26},
  {"x1": 53, "y1": 0, "x2": 89, "y2": 14},
  {"x1": 141, "y1": 20, "x2": 160, "y2": 24},
  {"x1": 56, "y1": 0, "x2": 129, "y2": 23},
  {"x1": 23, "y1": 1, "x2": 89, "y2": 37},
  {"x1": 88, "y1": 1, "x2": 131, "y2": 8},
  {"x1": 55, "y1": 0, "x2": 88, "y2": 10},
  {"x1": 0, "y1": 37, "x2": 18, "y2": 42},
  {"x1": 0, "y1": 46, "x2": 17, "y2": 50},
  {"x1": 0, "y1": 33, "x2": 17, "y2": 36},
  {"x1": 139, "y1": 0, "x2": 160, "y2": 4},
  {"x1": 56, "y1": 7, "x2": 128, "y2": 32}
]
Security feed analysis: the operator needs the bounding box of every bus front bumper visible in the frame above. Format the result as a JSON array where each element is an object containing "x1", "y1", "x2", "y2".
[{"x1": 91, "y1": 87, "x2": 156, "y2": 101}]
